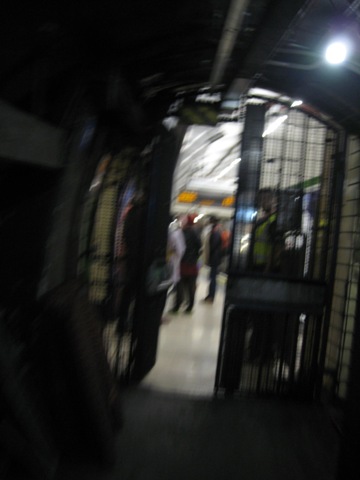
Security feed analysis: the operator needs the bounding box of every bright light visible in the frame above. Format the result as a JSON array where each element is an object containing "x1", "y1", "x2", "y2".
[
  {"x1": 262, "y1": 115, "x2": 288, "y2": 137},
  {"x1": 240, "y1": 242, "x2": 249, "y2": 252},
  {"x1": 291, "y1": 100, "x2": 303, "y2": 108},
  {"x1": 325, "y1": 41, "x2": 348, "y2": 65},
  {"x1": 193, "y1": 213, "x2": 204, "y2": 224},
  {"x1": 214, "y1": 157, "x2": 241, "y2": 181}
]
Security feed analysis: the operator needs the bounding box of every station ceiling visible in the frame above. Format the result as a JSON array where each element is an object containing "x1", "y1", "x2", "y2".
[
  {"x1": 2, "y1": 1, "x2": 360, "y2": 134},
  {"x1": 4, "y1": 0, "x2": 360, "y2": 220}
]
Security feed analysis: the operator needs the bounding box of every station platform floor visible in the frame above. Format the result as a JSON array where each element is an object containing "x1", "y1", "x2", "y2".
[
  {"x1": 58, "y1": 269, "x2": 341, "y2": 480},
  {"x1": 142, "y1": 267, "x2": 225, "y2": 397},
  {"x1": 58, "y1": 385, "x2": 340, "y2": 480}
]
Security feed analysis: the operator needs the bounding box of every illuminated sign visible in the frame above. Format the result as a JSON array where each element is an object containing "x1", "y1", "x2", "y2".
[
  {"x1": 178, "y1": 191, "x2": 198, "y2": 203},
  {"x1": 177, "y1": 191, "x2": 235, "y2": 208},
  {"x1": 222, "y1": 196, "x2": 235, "y2": 207},
  {"x1": 195, "y1": 92, "x2": 222, "y2": 104}
]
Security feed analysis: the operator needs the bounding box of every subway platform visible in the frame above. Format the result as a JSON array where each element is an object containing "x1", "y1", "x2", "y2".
[{"x1": 57, "y1": 269, "x2": 341, "y2": 480}]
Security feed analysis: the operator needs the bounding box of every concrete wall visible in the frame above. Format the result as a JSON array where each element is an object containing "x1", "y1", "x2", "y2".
[
  {"x1": 0, "y1": 100, "x2": 65, "y2": 168},
  {"x1": 0, "y1": 102, "x2": 65, "y2": 305}
]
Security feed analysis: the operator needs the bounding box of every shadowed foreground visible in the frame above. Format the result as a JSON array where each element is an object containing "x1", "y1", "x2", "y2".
[{"x1": 57, "y1": 386, "x2": 340, "y2": 480}]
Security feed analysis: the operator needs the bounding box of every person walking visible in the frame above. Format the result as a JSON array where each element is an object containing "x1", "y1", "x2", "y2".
[{"x1": 203, "y1": 216, "x2": 222, "y2": 303}]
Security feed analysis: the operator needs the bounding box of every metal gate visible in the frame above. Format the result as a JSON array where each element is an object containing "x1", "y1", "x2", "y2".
[
  {"x1": 215, "y1": 99, "x2": 343, "y2": 399},
  {"x1": 215, "y1": 280, "x2": 325, "y2": 398}
]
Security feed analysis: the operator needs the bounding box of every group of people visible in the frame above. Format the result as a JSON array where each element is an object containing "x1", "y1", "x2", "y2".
[{"x1": 166, "y1": 214, "x2": 226, "y2": 314}]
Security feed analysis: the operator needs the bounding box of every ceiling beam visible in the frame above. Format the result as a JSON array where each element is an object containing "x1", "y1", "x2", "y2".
[
  {"x1": 238, "y1": 0, "x2": 315, "y2": 81},
  {"x1": 209, "y1": 0, "x2": 251, "y2": 89}
]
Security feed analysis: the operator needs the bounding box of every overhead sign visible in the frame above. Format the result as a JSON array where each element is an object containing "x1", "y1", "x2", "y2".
[
  {"x1": 179, "y1": 104, "x2": 219, "y2": 126},
  {"x1": 177, "y1": 191, "x2": 198, "y2": 203},
  {"x1": 222, "y1": 196, "x2": 236, "y2": 207},
  {"x1": 168, "y1": 90, "x2": 222, "y2": 126},
  {"x1": 177, "y1": 190, "x2": 235, "y2": 208}
]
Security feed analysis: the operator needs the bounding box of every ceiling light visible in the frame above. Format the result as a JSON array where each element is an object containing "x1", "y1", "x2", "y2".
[
  {"x1": 290, "y1": 100, "x2": 303, "y2": 108},
  {"x1": 214, "y1": 157, "x2": 241, "y2": 180},
  {"x1": 182, "y1": 130, "x2": 208, "y2": 152},
  {"x1": 325, "y1": 40, "x2": 348, "y2": 65},
  {"x1": 181, "y1": 143, "x2": 206, "y2": 164},
  {"x1": 262, "y1": 115, "x2": 288, "y2": 137}
]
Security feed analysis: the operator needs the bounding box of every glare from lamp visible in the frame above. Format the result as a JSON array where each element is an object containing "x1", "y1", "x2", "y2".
[
  {"x1": 291, "y1": 100, "x2": 303, "y2": 108},
  {"x1": 262, "y1": 115, "x2": 288, "y2": 137},
  {"x1": 325, "y1": 41, "x2": 348, "y2": 65}
]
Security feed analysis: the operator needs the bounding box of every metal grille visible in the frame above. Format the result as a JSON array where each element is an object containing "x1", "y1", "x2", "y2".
[
  {"x1": 218, "y1": 100, "x2": 341, "y2": 399},
  {"x1": 231, "y1": 103, "x2": 336, "y2": 282},
  {"x1": 216, "y1": 306, "x2": 322, "y2": 398}
]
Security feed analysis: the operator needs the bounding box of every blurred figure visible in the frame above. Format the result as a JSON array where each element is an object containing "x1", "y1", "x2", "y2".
[
  {"x1": 247, "y1": 197, "x2": 277, "y2": 362},
  {"x1": 219, "y1": 222, "x2": 231, "y2": 273},
  {"x1": 249, "y1": 198, "x2": 278, "y2": 273},
  {"x1": 203, "y1": 216, "x2": 222, "y2": 303},
  {"x1": 169, "y1": 214, "x2": 201, "y2": 314},
  {"x1": 166, "y1": 216, "x2": 186, "y2": 302},
  {"x1": 247, "y1": 193, "x2": 291, "y2": 368}
]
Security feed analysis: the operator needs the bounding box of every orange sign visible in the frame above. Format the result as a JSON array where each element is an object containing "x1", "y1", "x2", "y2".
[
  {"x1": 222, "y1": 196, "x2": 235, "y2": 207},
  {"x1": 178, "y1": 191, "x2": 198, "y2": 203},
  {"x1": 177, "y1": 191, "x2": 235, "y2": 208}
]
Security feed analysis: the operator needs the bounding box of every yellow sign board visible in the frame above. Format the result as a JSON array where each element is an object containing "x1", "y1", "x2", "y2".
[
  {"x1": 177, "y1": 191, "x2": 235, "y2": 208},
  {"x1": 222, "y1": 196, "x2": 235, "y2": 207},
  {"x1": 178, "y1": 191, "x2": 198, "y2": 203}
]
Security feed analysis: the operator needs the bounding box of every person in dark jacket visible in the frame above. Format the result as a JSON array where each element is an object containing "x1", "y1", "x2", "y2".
[
  {"x1": 203, "y1": 216, "x2": 222, "y2": 303},
  {"x1": 169, "y1": 214, "x2": 201, "y2": 314}
]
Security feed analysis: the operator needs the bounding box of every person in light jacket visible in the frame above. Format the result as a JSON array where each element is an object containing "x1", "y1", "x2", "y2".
[{"x1": 169, "y1": 214, "x2": 201, "y2": 314}]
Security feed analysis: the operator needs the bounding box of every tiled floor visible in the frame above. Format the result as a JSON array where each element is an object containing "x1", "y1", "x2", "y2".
[{"x1": 141, "y1": 267, "x2": 225, "y2": 396}]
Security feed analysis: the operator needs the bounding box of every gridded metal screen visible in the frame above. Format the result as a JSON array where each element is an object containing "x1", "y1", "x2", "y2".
[
  {"x1": 231, "y1": 102, "x2": 338, "y2": 281},
  {"x1": 78, "y1": 149, "x2": 147, "y2": 383},
  {"x1": 216, "y1": 306, "x2": 322, "y2": 398},
  {"x1": 217, "y1": 100, "x2": 341, "y2": 399}
]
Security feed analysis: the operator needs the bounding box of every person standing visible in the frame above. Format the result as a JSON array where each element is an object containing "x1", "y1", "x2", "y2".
[
  {"x1": 249, "y1": 202, "x2": 278, "y2": 273},
  {"x1": 203, "y1": 216, "x2": 222, "y2": 303},
  {"x1": 167, "y1": 216, "x2": 186, "y2": 300},
  {"x1": 160, "y1": 216, "x2": 186, "y2": 324},
  {"x1": 247, "y1": 195, "x2": 286, "y2": 364},
  {"x1": 170, "y1": 214, "x2": 201, "y2": 314}
]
